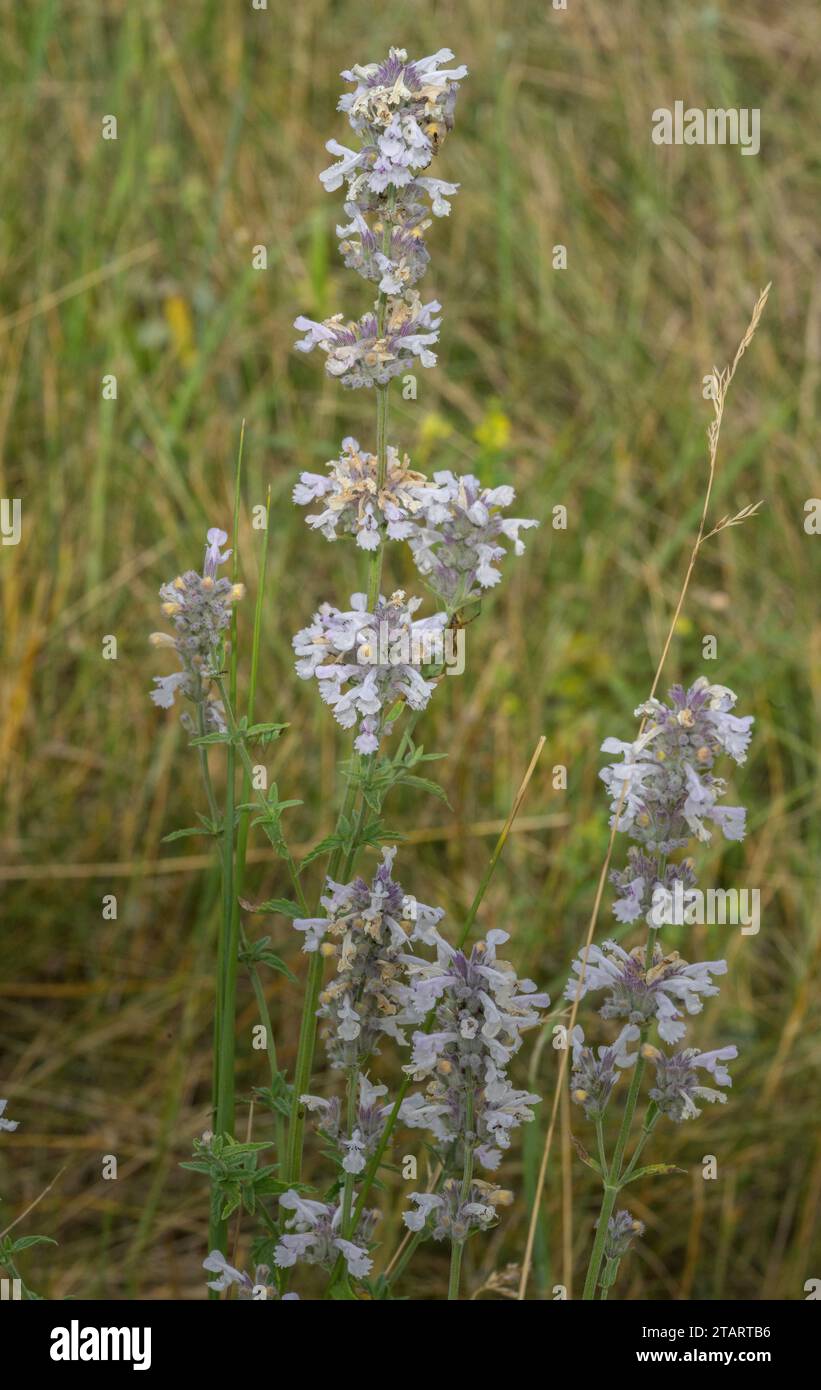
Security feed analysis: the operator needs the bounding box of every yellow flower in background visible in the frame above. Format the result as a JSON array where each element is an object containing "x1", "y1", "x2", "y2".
[
  {"x1": 163, "y1": 293, "x2": 195, "y2": 366},
  {"x1": 416, "y1": 410, "x2": 454, "y2": 463},
  {"x1": 474, "y1": 401, "x2": 511, "y2": 452}
]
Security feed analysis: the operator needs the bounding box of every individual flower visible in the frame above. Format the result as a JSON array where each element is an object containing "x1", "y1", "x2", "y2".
[
  {"x1": 294, "y1": 847, "x2": 445, "y2": 1067},
  {"x1": 565, "y1": 940, "x2": 728, "y2": 1046},
  {"x1": 569, "y1": 1023, "x2": 640, "y2": 1118},
  {"x1": 202, "y1": 1251, "x2": 299, "y2": 1300},
  {"x1": 600, "y1": 677, "x2": 752, "y2": 852},
  {"x1": 643, "y1": 1042, "x2": 738, "y2": 1121},
  {"x1": 0, "y1": 1098, "x2": 18, "y2": 1132},
  {"x1": 273, "y1": 1191, "x2": 377, "y2": 1280},
  {"x1": 293, "y1": 436, "x2": 432, "y2": 550},
  {"x1": 149, "y1": 527, "x2": 243, "y2": 732},
  {"x1": 292, "y1": 590, "x2": 446, "y2": 754},
  {"x1": 294, "y1": 294, "x2": 442, "y2": 389},
  {"x1": 403, "y1": 1177, "x2": 512, "y2": 1242},
  {"x1": 407, "y1": 471, "x2": 538, "y2": 607},
  {"x1": 399, "y1": 929, "x2": 549, "y2": 1168},
  {"x1": 301, "y1": 1074, "x2": 394, "y2": 1175}
]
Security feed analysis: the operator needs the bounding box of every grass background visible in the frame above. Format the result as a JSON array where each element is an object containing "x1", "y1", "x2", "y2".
[{"x1": 1, "y1": 0, "x2": 819, "y2": 1299}]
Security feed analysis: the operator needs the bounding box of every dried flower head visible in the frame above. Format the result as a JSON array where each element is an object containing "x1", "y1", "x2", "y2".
[
  {"x1": 293, "y1": 435, "x2": 432, "y2": 550},
  {"x1": 294, "y1": 294, "x2": 442, "y2": 389}
]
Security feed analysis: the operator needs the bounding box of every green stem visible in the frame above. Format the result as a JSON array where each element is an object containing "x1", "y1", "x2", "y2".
[
  {"x1": 285, "y1": 951, "x2": 325, "y2": 1183},
  {"x1": 582, "y1": 1043, "x2": 647, "y2": 1300},
  {"x1": 581, "y1": 1183, "x2": 619, "y2": 1301},
  {"x1": 447, "y1": 1088, "x2": 475, "y2": 1301},
  {"x1": 620, "y1": 1103, "x2": 659, "y2": 1184},
  {"x1": 595, "y1": 1114, "x2": 607, "y2": 1174},
  {"x1": 340, "y1": 1063, "x2": 359, "y2": 1235}
]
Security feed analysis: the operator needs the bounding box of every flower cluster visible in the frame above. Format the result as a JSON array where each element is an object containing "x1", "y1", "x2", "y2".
[
  {"x1": 203, "y1": 1251, "x2": 299, "y2": 1300},
  {"x1": 273, "y1": 1191, "x2": 378, "y2": 1280},
  {"x1": 149, "y1": 528, "x2": 243, "y2": 732},
  {"x1": 404, "y1": 1178, "x2": 513, "y2": 1242},
  {"x1": 600, "y1": 678, "x2": 752, "y2": 881},
  {"x1": 569, "y1": 1023, "x2": 640, "y2": 1118},
  {"x1": 301, "y1": 1073, "x2": 394, "y2": 1175},
  {"x1": 293, "y1": 436, "x2": 432, "y2": 550},
  {"x1": 292, "y1": 590, "x2": 446, "y2": 753},
  {"x1": 565, "y1": 940, "x2": 729, "y2": 1046},
  {"x1": 642, "y1": 1042, "x2": 738, "y2": 1122},
  {"x1": 399, "y1": 929, "x2": 549, "y2": 1171},
  {"x1": 294, "y1": 295, "x2": 442, "y2": 390},
  {"x1": 295, "y1": 49, "x2": 466, "y2": 392},
  {"x1": 570, "y1": 674, "x2": 751, "y2": 1297},
  {"x1": 294, "y1": 847, "x2": 444, "y2": 1067},
  {"x1": 407, "y1": 471, "x2": 539, "y2": 606}
]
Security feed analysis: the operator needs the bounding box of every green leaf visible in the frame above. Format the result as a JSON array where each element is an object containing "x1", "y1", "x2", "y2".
[
  {"x1": 244, "y1": 722, "x2": 289, "y2": 748},
  {"x1": 300, "y1": 832, "x2": 344, "y2": 869},
  {"x1": 247, "y1": 898, "x2": 302, "y2": 918},
  {"x1": 621, "y1": 1162, "x2": 685, "y2": 1186},
  {"x1": 257, "y1": 950, "x2": 297, "y2": 983},
  {"x1": 7, "y1": 1235, "x2": 58, "y2": 1253},
  {"x1": 399, "y1": 774, "x2": 451, "y2": 807},
  {"x1": 190, "y1": 731, "x2": 232, "y2": 747},
  {"x1": 162, "y1": 823, "x2": 219, "y2": 843}
]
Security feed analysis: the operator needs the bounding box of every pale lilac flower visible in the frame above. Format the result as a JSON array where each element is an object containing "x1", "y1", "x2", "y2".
[
  {"x1": 399, "y1": 929, "x2": 549, "y2": 1169},
  {"x1": 569, "y1": 1023, "x2": 640, "y2": 1118},
  {"x1": 337, "y1": 203, "x2": 431, "y2": 293},
  {"x1": 294, "y1": 294, "x2": 442, "y2": 389},
  {"x1": 294, "y1": 847, "x2": 445, "y2": 1067},
  {"x1": 301, "y1": 1074, "x2": 394, "y2": 1174},
  {"x1": 600, "y1": 678, "x2": 752, "y2": 852},
  {"x1": 565, "y1": 940, "x2": 728, "y2": 1045},
  {"x1": 403, "y1": 1177, "x2": 511, "y2": 1241},
  {"x1": 293, "y1": 436, "x2": 432, "y2": 550},
  {"x1": 274, "y1": 1190, "x2": 377, "y2": 1280},
  {"x1": 319, "y1": 48, "x2": 467, "y2": 216},
  {"x1": 202, "y1": 1251, "x2": 298, "y2": 1299},
  {"x1": 408, "y1": 471, "x2": 538, "y2": 607},
  {"x1": 643, "y1": 1043, "x2": 739, "y2": 1121},
  {"x1": 149, "y1": 527, "x2": 243, "y2": 732},
  {"x1": 292, "y1": 591, "x2": 446, "y2": 753},
  {"x1": 603, "y1": 1210, "x2": 645, "y2": 1260},
  {"x1": 609, "y1": 849, "x2": 697, "y2": 925}
]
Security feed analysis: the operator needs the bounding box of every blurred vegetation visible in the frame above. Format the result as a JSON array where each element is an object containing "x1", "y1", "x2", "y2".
[{"x1": 0, "y1": 0, "x2": 818, "y2": 1300}]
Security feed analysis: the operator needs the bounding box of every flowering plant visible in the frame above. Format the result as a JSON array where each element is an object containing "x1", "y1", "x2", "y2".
[{"x1": 152, "y1": 47, "x2": 545, "y2": 1301}]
